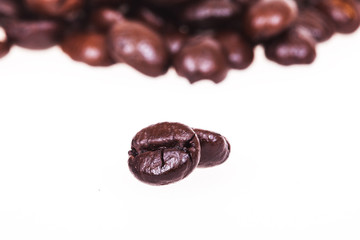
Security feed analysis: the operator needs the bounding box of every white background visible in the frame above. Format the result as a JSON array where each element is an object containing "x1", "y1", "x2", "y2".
[{"x1": 0, "y1": 30, "x2": 360, "y2": 240}]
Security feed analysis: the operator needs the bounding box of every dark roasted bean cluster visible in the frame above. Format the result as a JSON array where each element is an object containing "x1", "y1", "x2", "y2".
[
  {"x1": 0, "y1": 0, "x2": 360, "y2": 83},
  {"x1": 128, "y1": 122, "x2": 230, "y2": 185}
]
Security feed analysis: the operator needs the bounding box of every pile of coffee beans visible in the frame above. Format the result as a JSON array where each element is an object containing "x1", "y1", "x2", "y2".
[
  {"x1": 128, "y1": 122, "x2": 230, "y2": 185},
  {"x1": 1, "y1": 0, "x2": 360, "y2": 83}
]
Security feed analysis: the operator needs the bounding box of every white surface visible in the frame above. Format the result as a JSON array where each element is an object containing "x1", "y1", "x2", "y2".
[{"x1": 0, "y1": 31, "x2": 360, "y2": 240}]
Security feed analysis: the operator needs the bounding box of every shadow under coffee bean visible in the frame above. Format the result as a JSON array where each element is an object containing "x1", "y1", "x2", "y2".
[{"x1": 128, "y1": 122, "x2": 231, "y2": 185}]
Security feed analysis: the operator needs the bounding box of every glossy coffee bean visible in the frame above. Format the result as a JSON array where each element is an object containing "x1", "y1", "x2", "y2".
[
  {"x1": 128, "y1": 122, "x2": 201, "y2": 185},
  {"x1": 3, "y1": 19, "x2": 63, "y2": 49},
  {"x1": 108, "y1": 21, "x2": 169, "y2": 77},
  {"x1": 264, "y1": 27, "x2": 316, "y2": 66},
  {"x1": 297, "y1": 8, "x2": 335, "y2": 42},
  {"x1": 0, "y1": 0, "x2": 20, "y2": 18},
  {"x1": 316, "y1": 0, "x2": 360, "y2": 34},
  {"x1": 90, "y1": 8, "x2": 124, "y2": 32},
  {"x1": 193, "y1": 128, "x2": 230, "y2": 168},
  {"x1": 244, "y1": 0, "x2": 298, "y2": 40},
  {"x1": 135, "y1": 6, "x2": 167, "y2": 31},
  {"x1": 61, "y1": 32, "x2": 113, "y2": 67},
  {"x1": 180, "y1": 0, "x2": 241, "y2": 28},
  {"x1": 216, "y1": 31, "x2": 254, "y2": 70},
  {"x1": 174, "y1": 35, "x2": 228, "y2": 84},
  {"x1": 24, "y1": 0, "x2": 84, "y2": 17}
]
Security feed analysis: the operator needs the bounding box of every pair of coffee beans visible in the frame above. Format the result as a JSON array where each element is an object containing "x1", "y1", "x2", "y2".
[
  {"x1": 1, "y1": 0, "x2": 360, "y2": 83},
  {"x1": 128, "y1": 122, "x2": 230, "y2": 185}
]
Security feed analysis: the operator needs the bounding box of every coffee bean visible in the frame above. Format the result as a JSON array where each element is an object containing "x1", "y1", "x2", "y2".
[
  {"x1": 316, "y1": 0, "x2": 360, "y2": 34},
  {"x1": 297, "y1": 8, "x2": 335, "y2": 42},
  {"x1": 61, "y1": 32, "x2": 114, "y2": 67},
  {"x1": 264, "y1": 27, "x2": 316, "y2": 66},
  {"x1": 193, "y1": 128, "x2": 230, "y2": 168},
  {"x1": 24, "y1": 0, "x2": 84, "y2": 17},
  {"x1": 108, "y1": 20, "x2": 169, "y2": 77},
  {"x1": 216, "y1": 31, "x2": 254, "y2": 70},
  {"x1": 0, "y1": 0, "x2": 21, "y2": 18},
  {"x1": 2, "y1": 19, "x2": 63, "y2": 49},
  {"x1": 163, "y1": 30, "x2": 188, "y2": 56},
  {"x1": 180, "y1": 0, "x2": 241, "y2": 28},
  {"x1": 244, "y1": 0, "x2": 298, "y2": 40},
  {"x1": 174, "y1": 35, "x2": 228, "y2": 84},
  {"x1": 128, "y1": 122, "x2": 201, "y2": 185}
]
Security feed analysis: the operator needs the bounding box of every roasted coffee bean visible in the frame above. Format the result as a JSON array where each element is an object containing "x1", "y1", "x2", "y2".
[
  {"x1": 216, "y1": 31, "x2": 254, "y2": 70},
  {"x1": 90, "y1": 7, "x2": 124, "y2": 32},
  {"x1": 264, "y1": 27, "x2": 316, "y2": 66},
  {"x1": 316, "y1": 0, "x2": 360, "y2": 34},
  {"x1": 61, "y1": 32, "x2": 113, "y2": 66},
  {"x1": 143, "y1": 0, "x2": 193, "y2": 6},
  {"x1": 108, "y1": 20, "x2": 169, "y2": 77},
  {"x1": 297, "y1": 8, "x2": 335, "y2": 42},
  {"x1": 3, "y1": 19, "x2": 63, "y2": 49},
  {"x1": 244, "y1": 0, "x2": 298, "y2": 40},
  {"x1": 180, "y1": 0, "x2": 241, "y2": 28},
  {"x1": 128, "y1": 122, "x2": 201, "y2": 185},
  {"x1": 134, "y1": 6, "x2": 167, "y2": 31},
  {"x1": 174, "y1": 35, "x2": 228, "y2": 84},
  {"x1": 24, "y1": 0, "x2": 84, "y2": 17},
  {"x1": 193, "y1": 128, "x2": 230, "y2": 168}
]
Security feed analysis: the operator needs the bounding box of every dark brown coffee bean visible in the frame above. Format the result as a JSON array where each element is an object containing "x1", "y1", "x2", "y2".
[
  {"x1": 316, "y1": 0, "x2": 360, "y2": 34},
  {"x1": 134, "y1": 6, "x2": 167, "y2": 31},
  {"x1": 216, "y1": 31, "x2": 254, "y2": 70},
  {"x1": 128, "y1": 122, "x2": 201, "y2": 185},
  {"x1": 24, "y1": 0, "x2": 84, "y2": 17},
  {"x1": 108, "y1": 20, "x2": 169, "y2": 77},
  {"x1": 180, "y1": 0, "x2": 241, "y2": 28},
  {"x1": 193, "y1": 128, "x2": 230, "y2": 168},
  {"x1": 90, "y1": 7, "x2": 124, "y2": 32},
  {"x1": 3, "y1": 19, "x2": 63, "y2": 49},
  {"x1": 143, "y1": 0, "x2": 193, "y2": 6},
  {"x1": 297, "y1": 8, "x2": 335, "y2": 42},
  {"x1": 244, "y1": 0, "x2": 298, "y2": 40},
  {"x1": 61, "y1": 32, "x2": 114, "y2": 67},
  {"x1": 174, "y1": 35, "x2": 228, "y2": 84},
  {"x1": 264, "y1": 27, "x2": 316, "y2": 66}
]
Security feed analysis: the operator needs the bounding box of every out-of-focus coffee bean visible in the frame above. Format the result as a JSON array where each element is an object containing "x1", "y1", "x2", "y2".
[
  {"x1": 297, "y1": 8, "x2": 335, "y2": 42},
  {"x1": 216, "y1": 31, "x2": 254, "y2": 69},
  {"x1": 61, "y1": 32, "x2": 114, "y2": 66},
  {"x1": 264, "y1": 27, "x2": 316, "y2": 66},
  {"x1": 180, "y1": 0, "x2": 241, "y2": 28},
  {"x1": 0, "y1": 0, "x2": 20, "y2": 18},
  {"x1": 316, "y1": 0, "x2": 360, "y2": 34},
  {"x1": 90, "y1": 8, "x2": 124, "y2": 32},
  {"x1": 174, "y1": 35, "x2": 228, "y2": 84},
  {"x1": 244, "y1": 0, "x2": 298, "y2": 40},
  {"x1": 108, "y1": 21, "x2": 169, "y2": 77},
  {"x1": 3, "y1": 19, "x2": 63, "y2": 49},
  {"x1": 163, "y1": 30, "x2": 188, "y2": 56},
  {"x1": 193, "y1": 128, "x2": 230, "y2": 168}
]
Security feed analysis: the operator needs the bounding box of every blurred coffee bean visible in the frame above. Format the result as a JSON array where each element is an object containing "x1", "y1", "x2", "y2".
[
  {"x1": 193, "y1": 128, "x2": 230, "y2": 168},
  {"x1": 3, "y1": 19, "x2": 63, "y2": 49},
  {"x1": 174, "y1": 35, "x2": 228, "y2": 84},
  {"x1": 108, "y1": 21, "x2": 169, "y2": 77},
  {"x1": 244, "y1": 0, "x2": 298, "y2": 40},
  {"x1": 90, "y1": 7, "x2": 124, "y2": 32},
  {"x1": 0, "y1": 0, "x2": 20, "y2": 18},
  {"x1": 216, "y1": 31, "x2": 254, "y2": 69},
  {"x1": 297, "y1": 8, "x2": 335, "y2": 42},
  {"x1": 61, "y1": 32, "x2": 113, "y2": 67},
  {"x1": 134, "y1": 6, "x2": 167, "y2": 31},
  {"x1": 264, "y1": 27, "x2": 316, "y2": 66},
  {"x1": 163, "y1": 30, "x2": 188, "y2": 56},
  {"x1": 316, "y1": 0, "x2": 360, "y2": 34},
  {"x1": 24, "y1": 0, "x2": 84, "y2": 17},
  {"x1": 180, "y1": 0, "x2": 241, "y2": 28},
  {"x1": 142, "y1": 0, "x2": 193, "y2": 6}
]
